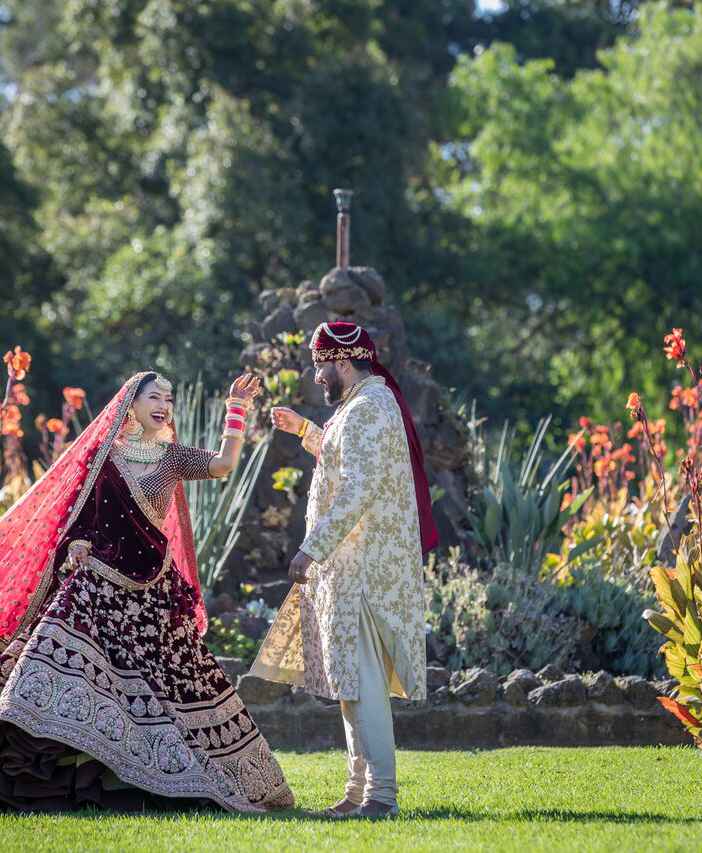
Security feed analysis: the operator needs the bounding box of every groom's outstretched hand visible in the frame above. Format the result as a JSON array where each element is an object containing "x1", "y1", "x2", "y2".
[
  {"x1": 289, "y1": 550, "x2": 313, "y2": 585},
  {"x1": 271, "y1": 406, "x2": 305, "y2": 435}
]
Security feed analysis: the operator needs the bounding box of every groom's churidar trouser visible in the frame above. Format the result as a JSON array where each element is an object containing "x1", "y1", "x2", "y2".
[{"x1": 339, "y1": 600, "x2": 398, "y2": 807}]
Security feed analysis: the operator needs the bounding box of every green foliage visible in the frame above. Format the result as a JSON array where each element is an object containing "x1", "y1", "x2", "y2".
[
  {"x1": 425, "y1": 547, "x2": 663, "y2": 677},
  {"x1": 426, "y1": 550, "x2": 582, "y2": 675},
  {"x1": 0, "y1": 0, "x2": 481, "y2": 404},
  {"x1": 645, "y1": 535, "x2": 702, "y2": 739},
  {"x1": 426, "y1": 3, "x2": 702, "y2": 432},
  {"x1": 264, "y1": 369, "x2": 301, "y2": 406},
  {"x1": 272, "y1": 466, "x2": 303, "y2": 503},
  {"x1": 562, "y1": 565, "x2": 661, "y2": 677},
  {"x1": 204, "y1": 616, "x2": 260, "y2": 664},
  {"x1": 173, "y1": 378, "x2": 270, "y2": 592},
  {"x1": 467, "y1": 415, "x2": 591, "y2": 575}
]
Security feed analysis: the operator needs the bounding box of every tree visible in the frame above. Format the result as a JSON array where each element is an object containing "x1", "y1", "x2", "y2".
[
  {"x1": 432, "y1": 3, "x2": 702, "y2": 433},
  {"x1": 0, "y1": 0, "x2": 480, "y2": 403}
]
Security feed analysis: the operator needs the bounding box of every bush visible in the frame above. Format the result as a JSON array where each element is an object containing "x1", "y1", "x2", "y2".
[{"x1": 425, "y1": 548, "x2": 664, "y2": 678}]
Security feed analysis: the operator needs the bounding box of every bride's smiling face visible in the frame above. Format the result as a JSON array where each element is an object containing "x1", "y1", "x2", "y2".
[{"x1": 131, "y1": 380, "x2": 174, "y2": 437}]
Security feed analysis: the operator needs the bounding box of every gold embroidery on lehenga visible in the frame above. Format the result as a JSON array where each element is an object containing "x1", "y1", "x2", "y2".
[{"x1": 83, "y1": 549, "x2": 173, "y2": 591}]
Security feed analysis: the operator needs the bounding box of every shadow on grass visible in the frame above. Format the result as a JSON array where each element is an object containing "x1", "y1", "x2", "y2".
[{"x1": 21, "y1": 806, "x2": 700, "y2": 826}]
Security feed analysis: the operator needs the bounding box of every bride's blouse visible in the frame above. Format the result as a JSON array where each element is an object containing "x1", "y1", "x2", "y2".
[{"x1": 111, "y1": 444, "x2": 216, "y2": 520}]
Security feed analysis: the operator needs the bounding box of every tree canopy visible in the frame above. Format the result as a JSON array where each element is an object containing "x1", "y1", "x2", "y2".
[{"x1": 1, "y1": 1, "x2": 699, "y2": 437}]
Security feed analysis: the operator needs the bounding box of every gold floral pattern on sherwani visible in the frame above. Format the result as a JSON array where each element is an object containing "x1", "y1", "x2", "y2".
[{"x1": 252, "y1": 376, "x2": 427, "y2": 702}]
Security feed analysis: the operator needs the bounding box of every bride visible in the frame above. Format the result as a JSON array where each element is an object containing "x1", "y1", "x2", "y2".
[{"x1": 0, "y1": 371, "x2": 293, "y2": 812}]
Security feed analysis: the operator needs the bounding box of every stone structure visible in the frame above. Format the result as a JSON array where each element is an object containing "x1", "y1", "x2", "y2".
[
  {"x1": 219, "y1": 263, "x2": 469, "y2": 588},
  {"x1": 217, "y1": 659, "x2": 686, "y2": 750}
]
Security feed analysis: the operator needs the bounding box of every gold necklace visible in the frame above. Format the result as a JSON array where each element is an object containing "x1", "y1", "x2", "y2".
[{"x1": 113, "y1": 436, "x2": 168, "y2": 464}]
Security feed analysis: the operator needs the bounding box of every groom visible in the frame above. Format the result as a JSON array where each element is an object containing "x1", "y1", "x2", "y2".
[{"x1": 254, "y1": 321, "x2": 438, "y2": 818}]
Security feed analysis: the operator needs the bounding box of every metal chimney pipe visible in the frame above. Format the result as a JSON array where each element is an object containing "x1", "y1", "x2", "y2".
[{"x1": 333, "y1": 188, "x2": 353, "y2": 270}]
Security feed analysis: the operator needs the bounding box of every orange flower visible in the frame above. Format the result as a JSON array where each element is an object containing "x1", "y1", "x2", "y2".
[
  {"x1": 46, "y1": 418, "x2": 66, "y2": 434},
  {"x1": 626, "y1": 392, "x2": 641, "y2": 411},
  {"x1": 627, "y1": 421, "x2": 644, "y2": 439},
  {"x1": 682, "y1": 387, "x2": 699, "y2": 408},
  {"x1": 62, "y1": 387, "x2": 86, "y2": 410},
  {"x1": 649, "y1": 418, "x2": 666, "y2": 436},
  {"x1": 664, "y1": 328, "x2": 687, "y2": 367},
  {"x1": 1, "y1": 404, "x2": 22, "y2": 437},
  {"x1": 12, "y1": 383, "x2": 30, "y2": 406},
  {"x1": 568, "y1": 433, "x2": 586, "y2": 453},
  {"x1": 669, "y1": 386, "x2": 682, "y2": 411},
  {"x1": 626, "y1": 392, "x2": 644, "y2": 420},
  {"x1": 590, "y1": 433, "x2": 612, "y2": 449},
  {"x1": 2, "y1": 404, "x2": 21, "y2": 424},
  {"x1": 611, "y1": 444, "x2": 635, "y2": 464},
  {"x1": 1, "y1": 420, "x2": 23, "y2": 437},
  {"x1": 653, "y1": 441, "x2": 667, "y2": 459},
  {"x1": 3, "y1": 346, "x2": 32, "y2": 380},
  {"x1": 34, "y1": 414, "x2": 47, "y2": 430},
  {"x1": 594, "y1": 457, "x2": 615, "y2": 478},
  {"x1": 560, "y1": 492, "x2": 573, "y2": 510},
  {"x1": 594, "y1": 424, "x2": 610, "y2": 435},
  {"x1": 624, "y1": 470, "x2": 636, "y2": 481}
]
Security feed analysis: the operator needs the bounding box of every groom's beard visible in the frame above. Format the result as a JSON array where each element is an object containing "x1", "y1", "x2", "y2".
[{"x1": 323, "y1": 371, "x2": 344, "y2": 405}]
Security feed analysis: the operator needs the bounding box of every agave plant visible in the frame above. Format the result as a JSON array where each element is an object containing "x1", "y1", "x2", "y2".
[
  {"x1": 644, "y1": 533, "x2": 702, "y2": 741},
  {"x1": 467, "y1": 416, "x2": 593, "y2": 577},
  {"x1": 174, "y1": 379, "x2": 270, "y2": 593}
]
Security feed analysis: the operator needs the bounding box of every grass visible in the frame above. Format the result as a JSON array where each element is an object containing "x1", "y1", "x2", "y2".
[{"x1": 2, "y1": 747, "x2": 702, "y2": 852}]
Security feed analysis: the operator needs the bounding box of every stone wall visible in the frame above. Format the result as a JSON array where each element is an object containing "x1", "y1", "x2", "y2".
[
  {"x1": 220, "y1": 265, "x2": 470, "y2": 588},
  {"x1": 217, "y1": 659, "x2": 688, "y2": 750}
]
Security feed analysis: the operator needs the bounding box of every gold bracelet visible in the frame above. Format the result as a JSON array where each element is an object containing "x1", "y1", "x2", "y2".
[{"x1": 297, "y1": 418, "x2": 310, "y2": 439}]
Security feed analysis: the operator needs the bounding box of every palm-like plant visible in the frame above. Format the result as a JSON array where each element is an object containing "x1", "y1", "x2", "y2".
[
  {"x1": 468, "y1": 416, "x2": 593, "y2": 577},
  {"x1": 174, "y1": 379, "x2": 270, "y2": 593}
]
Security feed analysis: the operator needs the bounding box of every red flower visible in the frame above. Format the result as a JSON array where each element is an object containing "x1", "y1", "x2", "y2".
[
  {"x1": 578, "y1": 416, "x2": 591, "y2": 430},
  {"x1": 62, "y1": 387, "x2": 86, "y2": 410},
  {"x1": 664, "y1": 328, "x2": 687, "y2": 367},
  {"x1": 3, "y1": 346, "x2": 32, "y2": 381}
]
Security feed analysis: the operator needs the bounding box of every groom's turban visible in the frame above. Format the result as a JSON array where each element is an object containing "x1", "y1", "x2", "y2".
[{"x1": 310, "y1": 321, "x2": 439, "y2": 555}]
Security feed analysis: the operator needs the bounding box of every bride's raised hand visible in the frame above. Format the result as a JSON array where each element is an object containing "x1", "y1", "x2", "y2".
[{"x1": 229, "y1": 373, "x2": 262, "y2": 407}]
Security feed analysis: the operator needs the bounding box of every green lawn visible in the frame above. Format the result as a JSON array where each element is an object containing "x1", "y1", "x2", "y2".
[{"x1": 2, "y1": 747, "x2": 701, "y2": 852}]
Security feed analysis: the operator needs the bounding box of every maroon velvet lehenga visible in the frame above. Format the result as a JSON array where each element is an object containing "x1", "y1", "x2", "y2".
[{"x1": 0, "y1": 374, "x2": 293, "y2": 812}]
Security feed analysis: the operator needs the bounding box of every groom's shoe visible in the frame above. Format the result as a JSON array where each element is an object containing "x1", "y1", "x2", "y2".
[
  {"x1": 322, "y1": 797, "x2": 361, "y2": 819},
  {"x1": 354, "y1": 800, "x2": 399, "y2": 819}
]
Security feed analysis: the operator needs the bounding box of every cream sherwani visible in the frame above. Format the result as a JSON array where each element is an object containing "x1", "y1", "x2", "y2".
[{"x1": 251, "y1": 376, "x2": 427, "y2": 704}]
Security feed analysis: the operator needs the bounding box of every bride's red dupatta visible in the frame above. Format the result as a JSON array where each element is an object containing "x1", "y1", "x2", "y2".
[{"x1": 0, "y1": 373, "x2": 207, "y2": 651}]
